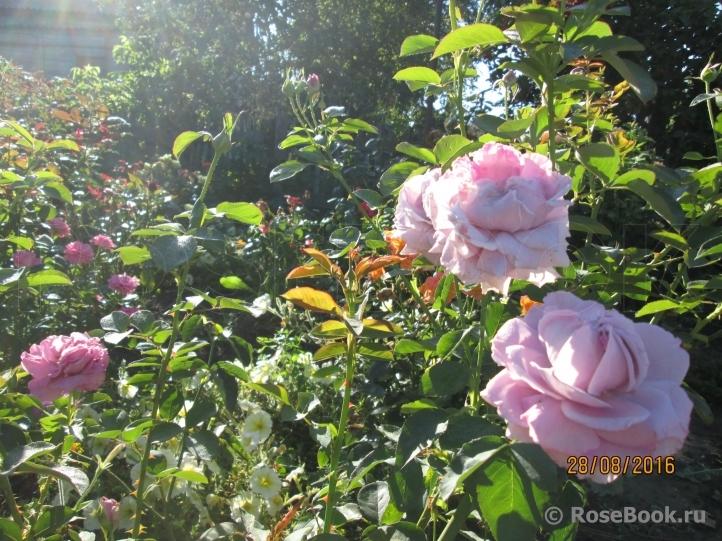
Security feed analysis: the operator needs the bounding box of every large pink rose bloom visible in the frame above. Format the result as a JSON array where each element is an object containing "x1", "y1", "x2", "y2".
[
  {"x1": 90, "y1": 234, "x2": 116, "y2": 249},
  {"x1": 12, "y1": 250, "x2": 42, "y2": 267},
  {"x1": 46, "y1": 217, "x2": 71, "y2": 238},
  {"x1": 392, "y1": 143, "x2": 572, "y2": 294},
  {"x1": 64, "y1": 241, "x2": 94, "y2": 265},
  {"x1": 20, "y1": 332, "x2": 110, "y2": 403},
  {"x1": 481, "y1": 291, "x2": 693, "y2": 484},
  {"x1": 108, "y1": 274, "x2": 140, "y2": 296}
]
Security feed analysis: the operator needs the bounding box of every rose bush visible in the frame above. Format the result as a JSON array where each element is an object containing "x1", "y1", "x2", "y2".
[
  {"x1": 393, "y1": 142, "x2": 572, "y2": 294},
  {"x1": 108, "y1": 273, "x2": 140, "y2": 296},
  {"x1": 482, "y1": 291, "x2": 693, "y2": 483},
  {"x1": 20, "y1": 332, "x2": 110, "y2": 403},
  {"x1": 64, "y1": 241, "x2": 95, "y2": 265}
]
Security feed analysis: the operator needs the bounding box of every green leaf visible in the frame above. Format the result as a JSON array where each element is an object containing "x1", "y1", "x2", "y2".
[
  {"x1": 216, "y1": 202, "x2": 263, "y2": 225},
  {"x1": 219, "y1": 275, "x2": 252, "y2": 291},
  {"x1": 115, "y1": 246, "x2": 152, "y2": 265},
  {"x1": 148, "y1": 421, "x2": 182, "y2": 443},
  {"x1": 4, "y1": 235, "x2": 33, "y2": 250},
  {"x1": 627, "y1": 180, "x2": 685, "y2": 231},
  {"x1": 394, "y1": 339, "x2": 434, "y2": 355},
  {"x1": 2, "y1": 120, "x2": 34, "y2": 145},
  {"x1": 354, "y1": 189, "x2": 385, "y2": 209},
  {"x1": 612, "y1": 169, "x2": 655, "y2": 186},
  {"x1": 217, "y1": 361, "x2": 249, "y2": 382},
  {"x1": 396, "y1": 142, "x2": 437, "y2": 164},
  {"x1": 40, "y1": 181, "x2": 73, "y2": 204},
  {"x1": 388, "y1": 459, "x2": 425, "y2": 521},
  {"x1": 46, "y1": 139, "x2": 79, "y2": 151},
  {"x1": 396, "y1": 409, "x2": 450, "y2": 468},
  {"x1": 358, "y1": 343, "x2": 394, "y2": 362},
  {"x1": 329, "y1": 226, "x2": 361, "y2": 248},
  {"x1": 400, "y1": 34, "x2": 439, "y2": 56},
  {"x1": 600, "y1": 52, "x2": 657, "y2": 103},
  {"x1": 357, "y1": 481, "x2": 390, "y2": 524},
  {"x1": 149, "y1": 235, "x2": 198, "y2": 272},
  {"x1": 568, "y1": 215, "x2": 611, "y2": 236},
  {"x1": 243, "y1": 382, "x2": 290, "y2": 405},
  {"x1": 173, "y1": 469, "x2": 208, "y2": 483},
  {"x1": 25, "y1": 270, "x2": 72, "y2": 287},
  {"x1": 173, "y1": 131, "x2": 203, "y2": 158},
  {"x1": 186, "y1": 400, "x2": 218, "y2": 427},
  {"x1": 421, "y1": 361, "x2": 470, "y2": 396},
  {"x1": 400, "y1": 399, "x2": 439, "y2": 414},
  {"x1": 497, "y1": 115, "x2": 536, "y2": 138},
  {"x1": 343, "y1": 119, "x2": 378, "y2": 134},
  {"x1": 433, "y1": 135, "x2": 471, "y2": 163},
  {"x1": 367, "y1": 523, "x2": 426, "y2": 541},
  {"x1": 0, "y1": 518, "x2": 22, "y2": 541},
  {"x1": 130, "y1": 310, "x2": 155, "y2": 334},
  {"x1": 199, "y1": 522, "x2": 240, "y2": 540},
  {"x1": 514, "y1": 11, "x2": 554, "y2": 43},
  {"x1": 509, "y1": 442, "x2": 560, "y2": 492},
  {"x1": 121, "y1": 419, "x2": 154, "y2": 442},
  {"x1": 29, "y1": 506, "x2": 74, "y2": 538},
  {"x1": 393, "y1": 67, "x2": 441, "y2": 85},
  {"x1": 635, "y1": 299, "x2": 679, "y2": 318},
  {"x1": 313, "y1": 342, "x2": 347, "y2": 361},
  {"x1": 439, "y1": 436, "x2": 505, "y2": 500},
  {"x1": 270, "y1": 160, "x2": 309, "y2": 182},
  {"x1": 472, "y1": 449, "x2": 545, "y2": 541},
  {"x1": 379, "y1": 162, "x2": 419, "y2": 196},
  {"x1": 279, "y1": 134, "x2": 312, "y2": 149},
  {"x1": 15, "y1": 463, "x2": 89, "y2": 495},
  {"x1": 440, "y1": 142, "x2": 485, "y2": 173},
  {"x1": 100, "y1": 311, "x2": 130, "y2": 332},
  {"x1": 555, "y1": 74, "x2": 606, "y2": 92},
  {"x1": 0, "y1": 441, "x2": 56, "y2": 475},
  {"x1": 650, "y1": 231, "x2": 687, "y2": 250},
  {"x1": 683, "y1": 384, "x2": 714, "y2": 426},
  {"x1": 185, "y1": 430, "x2": 221, "y2": 460},
  {"x1": 433, "y1": 23, "x2": 507, "y2": 58},
  {"x1": 472, "y1": 114, "x2": 506, "y2": 138},
  {"x1": 576, "y1": 143, "x2": 619, "y2": 183},
  {"x1": 436, "y1": 329, "x2": 471, "y2": 359}
]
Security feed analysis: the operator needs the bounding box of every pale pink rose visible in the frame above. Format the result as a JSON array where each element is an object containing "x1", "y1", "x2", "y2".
[
  {"x1": 46, "y1": 217, "x2": 71, "y2": 238},
  {"x1": 481, "y1": 291, "x2": 693, "y2": 484},
  {"x1": 100, "y1": 497, "x2": 120, "y2": 527},
  {"x1": 108, "y1": 274, "x2": 140, "y2": 296},
  {"x1": 393, "y1": 143, "x2": 572, "y2": 294},
  {"x1": 392, "y1": 168, "x2": 441, "y2": 264},
  {"x1": 119, "y1": 306, "x2": 140, "y2": 316},
  {"x1": 20, "y1": 332, "x2": 110, "y2": 403},
  {"x1": 64, "y1": 241, "x2": 94, "y2": 265},
  {"x1": 90, "y1": 234, "x2": 116, "y2": 249},
  {"x1": 307, "y1": 73, "x2": 321, "y2": 95},
  {"x1": 12, "y1": 250, "x2": 42, "y2": 267}
]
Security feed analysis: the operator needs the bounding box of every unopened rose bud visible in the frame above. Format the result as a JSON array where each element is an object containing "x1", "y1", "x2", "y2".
[
  {"x1": 212, "y1": 131, "x2": 232, "y2": 154},
  {"x1": 307, "y1": 74, "x2": 321, "y2": 95},
  {"x1": 702, "y1": 66, "x2": 719, "y2": 84},
  {"x1": 282, "y1": 78, "x2": 295, "y2": 98},
  {"x1": 502, "y1": 70, "x2": 517, "y2": 86}
]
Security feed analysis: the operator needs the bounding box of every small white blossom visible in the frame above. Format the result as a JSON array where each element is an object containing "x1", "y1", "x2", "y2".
[
  {"x1": 241, "y1": 434, "x2": 259, "y2": 453},
  {"x1": 285, "y1": 466, "x2": 305, "y2": 482},
  {"x1": 238, "y1": 399, "x2": 263, "y2": 413},
  {"x1": 248, "y1": 294, "x2": 272, "y2": 317},
  {"x1": 83, "y1": 499, "x2": 103, "y2": 531},
  {"x1": 77, "y1": 405, "x2": 100, "y2": 422},
  {"x1": 117, "y1": 378, "x2": 138, "y2": 399},
  {"x1": 242, "y1": 410, "x2": 273, "y2": 444},
  {"x1": 249, "y1": 465, "x2": 282, "y2": 500},
  {"x1": 206, "y1": 493, "x2": 222, "y2": 509},
  {"x1": 230, "y1": 491, "x2": 261, "y2": 520},
  {"x1": 266, "y1": 493, "x2": 284, "y2": 516},
  {"x1": 118, "y1": 496, "x2": 136, "y2": 531},
  {"x1": 250, "y1": 359, "x2": 274, "y2": 383}
]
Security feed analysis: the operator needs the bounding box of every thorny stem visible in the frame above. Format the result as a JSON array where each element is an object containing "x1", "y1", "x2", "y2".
[
  {"x1": 546, "y1": 77, "x2": 556, "y2": 169},
  {"x1": 705, "y1": 80, "x2": 721, "y2": 161}
]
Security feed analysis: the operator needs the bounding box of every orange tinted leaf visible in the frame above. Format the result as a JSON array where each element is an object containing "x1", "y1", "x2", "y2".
[
  {"x1": 52, "y1": 110, "x2": 74, "y2": 122},
  {"x1": 520, "y1": 295, "x2": 542, "y2": 315},
  {"x1": 287, "y1": 264, "x2": 329, "y2": 279},
  {"x1": 282, "y1": 287, "x2": 342, "y2": 315},
  {"x1": 311, "y1": 320, "x2": 348, "y2": 338},
  {"x1": 361, "y1": 319, "x2": 404, "y2": 338},
  {"x1": 70, "y1": 108, "x2": 83, "y2": 123},
  {"x1": 355, "y1": 255, "x2": 404, "y2": 277},
  {"x1": 301, "y1": 247, "x2": 342, "y2": 276},
  {"x1": 272, "y1": 498, "x2": 304, "y2": 541}
]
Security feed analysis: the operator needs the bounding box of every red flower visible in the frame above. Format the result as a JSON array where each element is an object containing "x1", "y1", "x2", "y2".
[
  {"x1": 74, "y1": 128, "x2": 84, "y2": 140},
  {"x1": 359, "y1": 201, "x2": 377, "y2": 218}
]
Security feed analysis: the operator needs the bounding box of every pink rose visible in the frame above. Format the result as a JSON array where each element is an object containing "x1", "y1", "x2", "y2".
[
  {"x1": 100, "y1": 497, "x2": 120, "y2": 527},
  {"x1": 108, "y1": 274, "x2": 140, "y2": 296},
  {"x1": 90, "y1": 234, "x2": 116, "y2": 249},
  {"x1": 119, "y1": 306, "x2": 140, "y2": 316},
  {"x1": 307, "y1": 74, "x2": 321, "y2": 95},
  {"x1": 20, "y1": 332, "x2": 110, "y2": 403},
  {"x1": 392, "y1": 143, "x2": 572, "y2": 294},
  {"x1": 12, "y1": 250, "x2": 42, "y2": 267},
  {"x1": 481, "y1": 291, "x2": 693, "y2": 484},
  {"x1": 64, "y1": 241, "x2": 94, "y2": 265},
  {"x1": 46, "y1": 217, "x2": 71, "y2": 238}
]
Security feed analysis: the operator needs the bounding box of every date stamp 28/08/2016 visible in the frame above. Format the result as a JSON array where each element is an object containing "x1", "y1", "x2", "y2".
[{"x1": 567, "y1": 456, "x2": 676, "y2": 476}]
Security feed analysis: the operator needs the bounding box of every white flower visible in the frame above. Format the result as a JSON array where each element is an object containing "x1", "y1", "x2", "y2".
[
  {"x1": 230, "y1": 491, "x2": 261, "y2": 520},
  {"x1": 117, "y1": 378, "x2": 138, "y2": 399},
  {"x1": 130, "y1": 459, "x2": 161, "y2": 500},
  {"x1": 250, "y1": 359, "x2": 274, "y2": 383},
  {"x1": 206, "y1": 493, "x2": 221, "y2": 509},
  {"x1": 77, "y1": 405, "x2": 100, "y2": 422},
  {"x1": 83, "y1": 499, "x2": 103, "y2": 530},
  {"x1": 249, "y1": 465, "x2": 282, "y2": 499},
  {"x1": 241, "y1": 434, "x2": 259, "y2": 453},
  {"x1": 243, "y1": 411, "x2": 272, "y2": 444},
  {"x1": 118, "y1": 496, "x2": 136, "y2": 531},
  {"x1": 266, "y1": 493, "x2": 284, "y2": 516},
  {"x1": 169, "y1": 455, "x2": 204, "y2": 498},
  {"x1": 238, "y1": 399, "x2": 262, "y2": 413},
  {"x1": 248, "y1": 294, "x2": 272, "y2": 317},
  {"x1": 90, "y1": 437, "x2": 110, "y2": 457},
  {"x1": 285, "y1": 466, "x2": 305, "y2": 482},
  {"x1": 296, "y1": 352, "x2": 313, "y2": 365}
]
